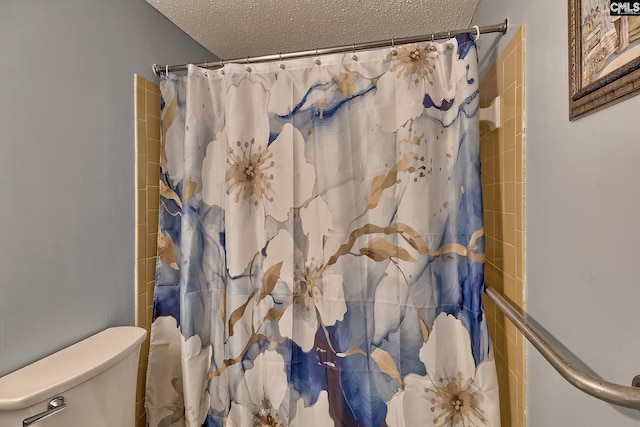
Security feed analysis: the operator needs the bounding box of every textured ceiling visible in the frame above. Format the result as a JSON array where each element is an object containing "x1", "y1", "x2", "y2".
[{"x1": 146, "y1": 0, "x2": 480, "y2": 60}]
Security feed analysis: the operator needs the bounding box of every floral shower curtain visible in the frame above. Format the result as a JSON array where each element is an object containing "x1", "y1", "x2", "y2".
[{"x1": 146, "y1": 33, "x2": 499, "y2": 427}]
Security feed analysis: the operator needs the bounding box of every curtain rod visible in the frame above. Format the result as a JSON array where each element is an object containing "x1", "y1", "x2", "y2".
[{"x1": 153, "y1": 18, "x2": 509, "y2": 76}]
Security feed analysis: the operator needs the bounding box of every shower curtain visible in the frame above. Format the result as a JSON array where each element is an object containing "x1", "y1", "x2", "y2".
[{"x1": 145, "y1": 33, "x2": 499, "y2": 427}]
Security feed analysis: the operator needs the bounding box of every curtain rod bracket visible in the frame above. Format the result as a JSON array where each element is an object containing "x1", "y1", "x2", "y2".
[{"x1": 479, "y1": 96, "x2": 501, "y2": 131}]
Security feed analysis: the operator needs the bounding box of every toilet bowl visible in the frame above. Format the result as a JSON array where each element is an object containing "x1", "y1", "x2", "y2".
[{"x1": 0, "y1": 326, "x2": 146, "y2": 426}]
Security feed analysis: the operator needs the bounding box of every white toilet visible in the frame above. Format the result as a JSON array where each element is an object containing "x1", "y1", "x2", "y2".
[{"x1": 0, "y1": 326, "x2": 146, "y2": 426}]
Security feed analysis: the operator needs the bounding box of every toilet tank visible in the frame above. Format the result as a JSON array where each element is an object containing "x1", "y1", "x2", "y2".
[{"x1": 0, "y1": 327, "x2": 146, "y2": 427}]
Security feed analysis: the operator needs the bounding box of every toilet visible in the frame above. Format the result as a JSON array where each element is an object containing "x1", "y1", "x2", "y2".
[{"x1": 0, "y1": 326, "x2": 146, "y2": 426}]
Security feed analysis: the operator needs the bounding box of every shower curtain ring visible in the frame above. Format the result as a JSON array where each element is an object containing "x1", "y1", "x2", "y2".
[
  {"x1": 352, "y1": 43, "x2": 358, "y2": 61},
  {"x1": 474, "y1": 25, "x2": 480, "y2": 41},
  {"x1": 315, "y1": 48, "x2": 321, "y2": 65},
  {"x1": 448, "y1": 31, "x2": 451, "y2": 39},
  {"x1": 391, "y1": 38, "x2": 397, "y2": 56},
  {"x1": 165, "y1": 65, "x2": 169, "y2": 75}
]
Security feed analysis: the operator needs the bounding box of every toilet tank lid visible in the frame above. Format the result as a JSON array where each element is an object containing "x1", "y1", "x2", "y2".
[{"x1": 0, "y1": 326, "x2": 146, "y2": 411}]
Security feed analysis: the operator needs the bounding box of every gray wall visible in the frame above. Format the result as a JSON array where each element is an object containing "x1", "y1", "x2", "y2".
[
  {"x1": 0, "y1": 0, "x2": 214, "y2": 376},
  {"x1": 472, "y1": 2, "x2": 640, "y2": 426}
]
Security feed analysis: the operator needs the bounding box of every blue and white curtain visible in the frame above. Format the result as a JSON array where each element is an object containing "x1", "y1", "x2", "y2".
[{"x1": 145, "y1": 33, "x2": 500, "y2": 427}]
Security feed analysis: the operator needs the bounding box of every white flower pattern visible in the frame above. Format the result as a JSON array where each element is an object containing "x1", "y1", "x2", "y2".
[
  {"x1": 146, "y1": 317, "x2": 212, "y2": 427},
  {"x1": 226, "y1": 350, "x2": 332, "y2": 427},
  {"x1": 202, "y1": 79, "x2": 316, "y2": 277},
  {"x1": 386, "y1": 313, "x2": 500, "y2": 427},
  {"x1": 368, "y1": 40, "x2": 470, "y2": 132},
  {"x1": 264, "y1": 197, "x2": 346, "y2": 352}
]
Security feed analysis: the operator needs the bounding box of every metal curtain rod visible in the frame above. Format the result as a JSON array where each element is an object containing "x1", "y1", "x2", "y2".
[
  {"x1": 484, "y1": 285, "x2": 640, "y2": 410},
  {"x1": 152, "y1": 18, "x2": 509, "y2": 76}
]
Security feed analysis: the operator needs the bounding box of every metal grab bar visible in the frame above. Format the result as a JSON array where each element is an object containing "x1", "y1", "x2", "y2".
[{"x1": 484, "y1": 284, "x2": 640, "y2": 410}]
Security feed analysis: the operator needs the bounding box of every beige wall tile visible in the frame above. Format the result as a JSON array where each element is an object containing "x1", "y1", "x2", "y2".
[
  {"x1": 517, "y1": 334, "x2": 526, "y2": 377},
  {"x1": 135, "y1": 260, "x2": 145, "y2": 295},
  {"x1": 135, "y1": 85, "x2": 145, "y2": 119},
  {"x1": 147, "y1": 137, "x2": 161, "y2": 164},
  {"x1": 504, "y1": 148, "x2": 516, "y2": 183},
  {"x1": 516, "y1": 84, "x2": 525, "y2": 136},
  {"x1": 136, "y1": 119, "x2": 146, "y2": 155},
  {"x1": 136, "y1": 189, "x2": 146, "y2": 225},
  {"x1": 515, "y1": 183, "x2": 524, "y2": 230},
  {"x1": 148, "y1": 210, "x2": 159, "y2": 235},
  {"x1": 147, "y1": 281, "x2": 155, "y2": 308},
  {"x1": 146, "y1": 233, "x2": 158, "y2": 259},
  {"x1": 136, "y1": 362, "x2": 146, "y2": 403},
  {"x1": 136, "y1": 225, "x2": 146, "y2": 261},
  {"x1": 148, "y1": 186, "x2": 160, "y2": 211},
  {"x1": 503, "y1": 182, "x2": 516, "y2": 214},
  {"x1": 136, "y1": 399, "x2": 145, "y2": 421},
  {"x1": 503, "y1": 213, "x2": 516, "y2": 246},
  {"x1": 516, "y1": 134, "x2": 524, "y2": 182},
  {"x1": 146, "y1": 162, "x2": 160, "y2": 187},
  {"x1": 485, "y1": 235, "x2": 495, "y2": 263},
  {"x1": 135, "y1": 154, "x2": 146, "y2": 189},
  {"x1": 490, "y1": 183, "x2": 501, "y2": 211},
  {"x1": 496, "y1": 152, "x2": 506, "y2": 184},
  {"x1": 486, "y1": 263, "x2": 504, "y2": 294},
  {"x1": 516, "y1": 232, "x2": 524, "y2": 279},
  {"x1": 494, "y1": 323, "x2": 506, "y2": 360},
  {"x1": 134, "y1": 75, "x2": 162, "y2": 427},
  {"x1": 484, "y1": 132, "x2": 499, "y2": 159},
  {"x1": 135, "y1": 290, "x2": 148, "y2": 329},
  {"x1": 503, "y1": 270, "x2": 516, "y2": 303},
  {"x1": 145, "y1": 79, "x2": 160, "y2": 94},
  {"x1": 504, "y1": 309, "x2": 518, "y2": 345},
  {"x1": 146, "y1": 115, "x2": 161, "y2": 141},
  {"x1": 134, "y1": 74, "x2": 145, "y2": 88},
  {"x1": 515, "y1": 42, "x2": 524, "y2": 87},
  {"x1": 513, "y1": 278, "x2": 524, "y2": 310},
  {"x1": 503, "y1": 117, "x2": 516, "y2": 151},
  {"x1": 147, "y1": 304, "x2": 153, "y2": 328},
  {"x1": 480, "y1": 26, "x2": 525, "y2": 426},
  {"x1": 480, "y1": 72, "x2": 498, "y2": 105},
  {"x1": 146, "y1": 257, "x2": 157, "y2": 284},
  {"x1": 485, "y1": 210, "x2": 495, "y2": 238},
  {"x1": 481, "y1": 157, "x2": 493, "y2": 186},
  {"x1": 503, "y1": 49, "x2": 517, "y2": 90},
  {"x1": 502, "y1": 83, "x2": 517, "y2": 121},
  {"x1": 146, "y1": 91, "x2": 161, "y2": 119},
  {"x1": 503, "y1": 244, "x2": 516, "y2": 278}
]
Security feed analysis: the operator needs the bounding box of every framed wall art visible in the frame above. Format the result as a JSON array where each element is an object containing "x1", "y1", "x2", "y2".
[{"x1": 569, "y1": 0, "x2": 640, "y2": 120}]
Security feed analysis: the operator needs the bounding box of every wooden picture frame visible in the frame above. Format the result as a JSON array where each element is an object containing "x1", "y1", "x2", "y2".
[{"x1": 569, "y1": 0, "x2": 640, "y2": 120}]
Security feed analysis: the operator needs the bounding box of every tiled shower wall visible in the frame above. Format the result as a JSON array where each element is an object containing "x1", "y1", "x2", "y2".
[
  {"x1": 134, "y1": 74, "x2": 161, "y2": 427},
  {"x1": 480, "y1": 26, "x2": 526, "y2": 427}
]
